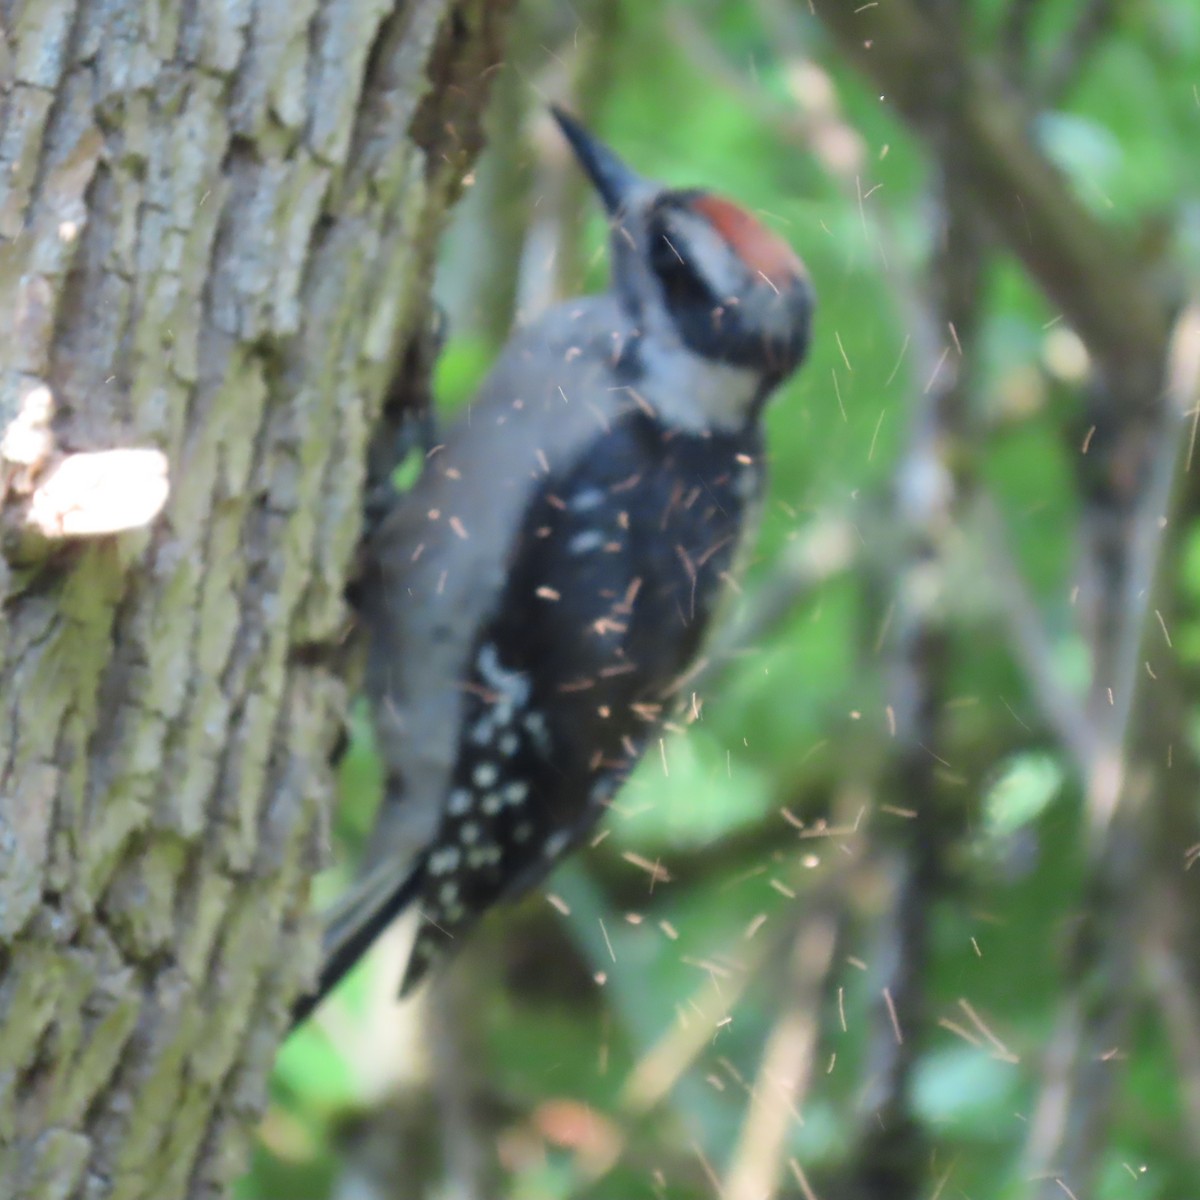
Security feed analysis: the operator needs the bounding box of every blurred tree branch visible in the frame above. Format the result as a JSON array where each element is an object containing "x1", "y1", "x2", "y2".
[
  {"x1": 811, "y1": 0, "x2": 1171, "y2": 392},
  {"x1": 806, "y1": 2, "x2": 1193, "y2": 1195},
  {"x1": 723, "y1": 893, "x2": 842, "y2": 1200},
  {"x1": 975, "y1": 497, "x2": 1098, "y2": 773},
  {"x1": 845, "y1": 161, "x2": 985, "y2": 1200},
  {"x1": 1042, "y1": 0, "x2": 1120, "y2": 103},
  {"x1": 1022, "y1": 304, "x2": 1200, "y2": 1192},
  {"x1": 673, "y1": 6, "x2": 992, "y2": 1195},
  {"x1": 1000, "y1": 0, "x2": 1041, "y2": 79}
]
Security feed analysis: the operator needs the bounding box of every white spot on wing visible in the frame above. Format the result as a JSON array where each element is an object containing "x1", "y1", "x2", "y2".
[
  {"x1": 429, "y1": 846, "x2": 461, "y2": 875},
  {"x1": 569, "y1": 488, "x2": 606, "y2": 512},
  {"x1": 591, "y1": 777, "x2": 618, "y2": 804},
  {"x1": 523, "y1": 712, "x2": 550, "y2": 751},
  {"x1": 543, "y1": 829, "x2": 571, "y2": 859},
  {"x1": 476, "y1": 643, "x2": 531, "y2": 707},
  {"x1": 568, "y1": 530, "x2": 605, "y2": 555}
]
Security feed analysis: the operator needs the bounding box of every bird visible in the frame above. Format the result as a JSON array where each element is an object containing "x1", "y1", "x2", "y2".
[{"x1": 291, "y1": 106, "x2": 814, "y2": 1027}]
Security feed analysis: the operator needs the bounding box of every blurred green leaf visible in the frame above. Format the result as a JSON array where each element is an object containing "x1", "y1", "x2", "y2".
[
  {"x1": 1036, "y1": 111, "x2": 1123, "y2": 195},
  {"x1": 912, "y1": 1044, "x2": 1021, "y2": 1129},
  {"x1": 982, "y1": 752, "x2": 1065, "y2": 841},
  {"x1": 611, "y1": 729, "x2": 773, "y2": 849}
]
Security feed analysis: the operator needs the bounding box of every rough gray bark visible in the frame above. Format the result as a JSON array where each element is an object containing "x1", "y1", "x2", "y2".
[{"x1": 0, "y1": 0, "x2": 512, "y2": 1196}]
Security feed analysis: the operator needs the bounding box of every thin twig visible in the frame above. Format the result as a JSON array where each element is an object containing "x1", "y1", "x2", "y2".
[
  {"x1": 1089, "y1": 305, "x2": 1200, "y2": 835},
  {"x1": 973, "y1": 495, "x2": 1097, "y2": 775},
  {"x1": 1022, "y1": 306, "x2": 1200, "y2": 1189},
  {"x1": 723, "y1": 911, "x2": 840, "y2": 1200},
  {"x1": 618, "y1": 931, "x2": 775, "y2": 1116},
  {"x1": 1000, "y1": 0, "x2": 1041, "y2": 79},
  {"x1": 1042, "y1": 0, "x2": 1118, "y2": 102},
  {"x1": 1146, "y1": 890, "x2": 1200, "y2": 1144},
  {"x1": 722, "y1": 836, "x2": 861, "y2": 1200}
]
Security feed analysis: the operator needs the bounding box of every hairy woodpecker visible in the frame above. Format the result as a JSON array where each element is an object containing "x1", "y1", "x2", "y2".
[{"x1": 292, "y1": 108, "x2": 814, "y2": 1026}]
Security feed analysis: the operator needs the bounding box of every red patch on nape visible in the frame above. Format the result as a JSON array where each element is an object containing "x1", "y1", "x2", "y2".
[{"x1": 690, "y1": 194, "x2": 804, "y2": 287}]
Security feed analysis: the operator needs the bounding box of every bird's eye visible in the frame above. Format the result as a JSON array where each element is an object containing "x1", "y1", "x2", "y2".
[{"x1": 647, "y1": 217, "x2": 713, "y2": 311}]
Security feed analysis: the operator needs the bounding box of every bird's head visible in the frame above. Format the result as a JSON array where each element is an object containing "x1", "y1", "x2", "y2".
[{"x1": 552, "y1": 106, "x2": 814, "y2": 397}]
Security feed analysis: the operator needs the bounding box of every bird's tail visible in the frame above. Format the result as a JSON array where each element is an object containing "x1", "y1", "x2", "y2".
[{"x1": 289, "y1": 856, "x2": 425, "y2": 1030}]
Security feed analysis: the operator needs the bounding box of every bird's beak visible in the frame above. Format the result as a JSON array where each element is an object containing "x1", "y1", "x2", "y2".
[{"x1": 551, "y1": 105, "x2": 645, "y2": 218}]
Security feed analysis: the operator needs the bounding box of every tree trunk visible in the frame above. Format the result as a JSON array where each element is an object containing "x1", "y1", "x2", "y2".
[{"x1": 0, "y1": 1, "x2": 512, "y2": 1195}]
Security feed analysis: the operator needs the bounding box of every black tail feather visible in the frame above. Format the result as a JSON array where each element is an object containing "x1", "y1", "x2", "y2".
[{"x1": 289, "y1": 863, "x2": 425, "y2": 1031}]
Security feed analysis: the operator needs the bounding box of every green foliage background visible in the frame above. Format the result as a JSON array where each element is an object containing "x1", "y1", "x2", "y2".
[{"x1": 246, "y1": 2, "x2": 1200, "y2": 1196}]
